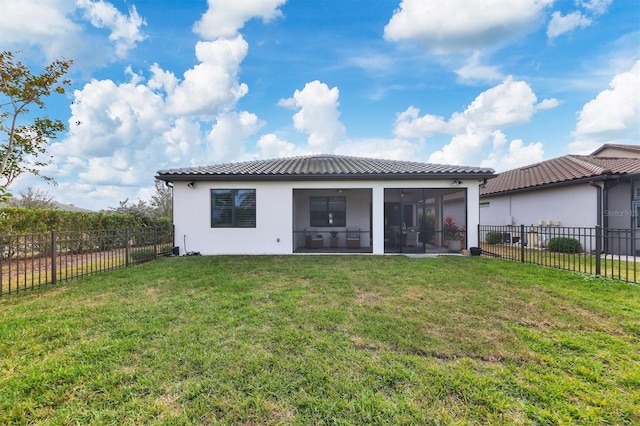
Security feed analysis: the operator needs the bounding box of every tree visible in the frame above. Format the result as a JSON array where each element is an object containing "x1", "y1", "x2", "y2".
[
  {"x1": 110, "y1": 180, "x2": 173, "y2": 225},
  {"x1": 8, "y1": 186, "x2": 57, "y2": 209},
  {"x1": 0, "y1": 51, "x2": 72, "y2": 201},
  {"x1": 150, "y1": 179, "x2": 172, "y2": 220}
]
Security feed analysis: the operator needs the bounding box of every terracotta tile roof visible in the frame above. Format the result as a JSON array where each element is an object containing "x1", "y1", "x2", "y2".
[
  {"x1": 156, "y1": 155, "x2": 495, "y2": 181},
  {"x1": 481, "y1": 154, "x2": 640, "y2": 196}
]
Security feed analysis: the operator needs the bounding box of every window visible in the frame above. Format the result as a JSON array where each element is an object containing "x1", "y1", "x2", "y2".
[
  {"x1": 211, "y1": 189, "x2": 256, "y2": 228},
  {"x1": 634, "y1": 200, "x2": 640, "y2": 229},
  {"x1": 310, "y1": 196, "x2": 346, "y2": 227}
]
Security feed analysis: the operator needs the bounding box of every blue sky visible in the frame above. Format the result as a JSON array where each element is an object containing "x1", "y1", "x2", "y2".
[{"x1": 0, "y1": 0, "x2": 638, "y2": 210}]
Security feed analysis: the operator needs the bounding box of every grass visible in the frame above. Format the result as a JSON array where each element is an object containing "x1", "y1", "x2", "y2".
[
  {"x1": 480, "y1": 242, "x2": 639, "y2": 283},
  {"x1": 0, "y1": 255, "x2": 638, "y2": 424}
]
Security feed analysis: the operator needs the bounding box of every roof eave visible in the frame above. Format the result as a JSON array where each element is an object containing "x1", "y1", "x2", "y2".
[
  {"x1": 480, "y1": 172, "x2": 639, "y2": 198},
  {"x1": 156, "y1": 171, "x2": 496, "y2": 182}
]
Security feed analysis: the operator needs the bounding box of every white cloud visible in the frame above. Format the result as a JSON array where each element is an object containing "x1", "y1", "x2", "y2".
[
  {"x1": 393, "y1": 107, "x2": 447, "y2": 139},
  {"x1": 162, "y1": 119, "x2": 203, "y2": 163},
  {"x1": 0, "y1": 0, "x2": 146, "y2": 61},
  {"x1": 47, "y1": 35, "x2": 260, "y2": 208},
  {"x1": 0, "y1": 0, "x2": 79, "y2": 59},
  {"x1": 279, "y1": 80, "x2": 346, "y2": 153},
  {"x1": 579, "y1": 0, "x2": 612, "y2": 15},
  {"x1": 76, "y1": 0, "x2": 147, "y2": 58},
  {"x1": 570, "y1": 60, "x2": 640, "y2": 153},
  {"x1": 256, "y1": 133, "x2": 303, "y2": 159},
  {"x1": 481, "y1": 132, "x2": 545, "y2": 171},
  {"x1": 167, "y1": 38, "x2": 249, "y2": 118},
  {"x1": 384, "y1": 0, "x2": 552, "y2": 54},
  {"x1": 450, "y1": 76, "x2": 538, "y2": 130},
  {"x1": 455, "y1": 51, "x2": 503, "y2": 84},
  {"x1": 392, "y1": 77, "x2": 545, "y2": 166},
  {"x1": 193, "y1": 0, "x2": 286, "y2": 40},
  {"x1": 536, "y1": 98, "x2": 560, "y2": 110},
  {"x1": 205, "y1": 111, "x2": 265, "y2": 162},
  {"x1": 547, "y1": 11, "x2": 591, "y2": 39},
  {"x1": 335, "y1": 138, "x2": 422, "y2": 161}
]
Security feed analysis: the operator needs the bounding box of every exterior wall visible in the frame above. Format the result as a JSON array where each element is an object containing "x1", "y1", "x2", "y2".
[
  {"x1": 480, "y1": 183, "x2": 599, "y2": 227},
  {"x1": 173, "y1": 178, "x2": 484, "y2": 255},
  {"x1": 594, "y1": 147, "x2": 640, "y2": 159},
  {"x1": 173, "y1": 181, "x2": 293, "y2": 255}
]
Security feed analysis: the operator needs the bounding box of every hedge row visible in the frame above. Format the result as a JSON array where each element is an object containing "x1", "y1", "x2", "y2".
[{"x1": 0, "y1": 207, "x2": 143, "y2": 235}]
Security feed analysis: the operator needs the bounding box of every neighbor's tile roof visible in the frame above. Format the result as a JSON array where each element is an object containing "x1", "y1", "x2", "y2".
[
  {"x1": 481, "y1": 154, "x2": 640, "y2": 196},
  {"x1": 156, "y1": 155, "x2": 495, "y2": 181}
]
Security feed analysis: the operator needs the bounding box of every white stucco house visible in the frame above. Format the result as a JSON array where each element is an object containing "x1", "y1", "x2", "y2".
[
  {"x1": 156, "y1": 155, "x2": 495, "y2": 255},
  {"x1": 480, "y1": 144, "x2": 640, "y2": 255}
]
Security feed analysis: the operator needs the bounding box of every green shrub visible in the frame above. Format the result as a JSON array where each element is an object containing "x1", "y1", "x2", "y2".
[
  {"x1": 486, "y1": 231, "x2": 503, "y2": 244},
  {"x1": 547, "y1": 237, "x2": 582, "y2": 253},
  {"x1": 0, "y1": 207, "x2": 141, "y2": 234}
]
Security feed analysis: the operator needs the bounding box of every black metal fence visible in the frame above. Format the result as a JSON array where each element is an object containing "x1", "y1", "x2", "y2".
[
  {"x1": 478, "y1": 225, "x2": 638, "y2": 284},
  {"x1": 0, "y1": 225, "x2": 174, "y2": 296}
]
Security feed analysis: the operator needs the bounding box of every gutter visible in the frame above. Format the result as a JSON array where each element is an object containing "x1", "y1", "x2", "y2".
[{"x1": 155, "y1": 172, "x2": 497, "y2": 183}]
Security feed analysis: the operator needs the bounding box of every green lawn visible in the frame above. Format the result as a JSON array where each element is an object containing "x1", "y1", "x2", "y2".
[{"x1": 1, "y1": 255, "x2": 638, "y2": 424}]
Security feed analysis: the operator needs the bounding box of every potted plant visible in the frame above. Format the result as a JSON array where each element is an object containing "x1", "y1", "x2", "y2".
[
  {"x1": 443, "y1": 216, "x2": 465, "y2": 252},
  {"x1": 420, "y1": 211, "x2": 436, "y2": 244}
]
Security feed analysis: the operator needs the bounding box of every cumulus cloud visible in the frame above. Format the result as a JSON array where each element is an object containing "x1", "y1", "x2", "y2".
[
  {"x1": 0, "y1": 0, "x2": 79, "y2": 59},
  {"x1": 481, "y1": 132, "x2": 545, "y2": 171},
  {"x1": 547, "y1": 11, "x2": 591, "y2": 39},
  {"x1": 48, "y1": 34, "x2": 259, "y2": 208},
  {"x1": 391, "y1": 77, "x2": 549, "y2": 166},
  {"x1": 384, "y1": 0, "x2": 552, "y2": 54},
  {"x1": 76, "y1": 0, "x2": 147, "y2": 58},
  {"x1": 256, "y1": 133, "x2": 303, "y2": 159},
  {"x1": 193, "y1": 0, "x2": 286, "y2": 40},
  {"x1": 167, "y1": 37, "x2": 249, "y2": 118},
  {"x1": 449, "y1": 76, "x2": 539, "y2": 130},
  {"x1": 205, "y1": 111, "x2": 265, "y2": 162},
  {"x1": 278, "y1": 80, "x2": 346, "y2": 153},
  {"x1": 570, "y1": 60, "x2": 640, "y2": 153},
  {"x1": 335, "y1": 138, "x2": 422, "y2": 161},
  {"x1": 393, "y1": 107, "x2": 447, "y2": 139},
  {"x1": 455, "y1": 51, "x2": 503, "y2": 84},
  {"x1": 0, "y1": 0, "x2": 146, "y2": 61}
]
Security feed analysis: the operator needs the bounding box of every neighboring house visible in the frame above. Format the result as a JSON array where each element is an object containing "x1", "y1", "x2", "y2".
[
  {"x1": 156, "y1": 155, "x2": 495, "y2": 255},
  {"x1": 480, "y1": 144, "x2": 640, "y2": 255}
]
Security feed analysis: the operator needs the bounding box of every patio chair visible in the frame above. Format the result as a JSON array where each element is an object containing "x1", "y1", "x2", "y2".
[
  {"x1": 306, "y1": 228, "x2": 324, "y2": 249},
  {"x1": 346, "y1": 228, "x2": 360, "y2": 249},
  {"x1": 404, "y1": 228, "x2": 420, "y2": 247}
]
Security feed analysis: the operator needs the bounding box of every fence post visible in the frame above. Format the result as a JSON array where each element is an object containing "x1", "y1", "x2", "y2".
[
  {"x1": 125, "y1": 228, "x2": 130, "y2": 268},
  {"x1": 51, "y1": 231, "x2": 57, "y2": 285},
  {"x1": 154, "y1": 226, "x2": 158, "y2": 259},
  {"x1": 595, "y1": 225, "x2": 601, "y2": 276},
  {"x1": 520, "y1": 224, "x2": 525, "y2": 263}
]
